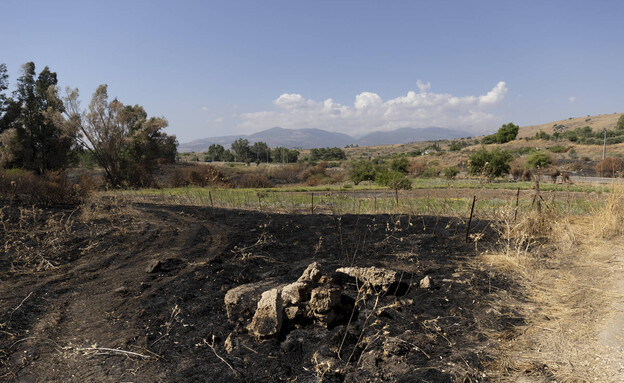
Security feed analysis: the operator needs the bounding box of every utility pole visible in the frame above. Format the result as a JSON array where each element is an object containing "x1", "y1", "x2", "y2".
[{"x1": 603, "y1": 128, "x2": 607, "y2": 160}]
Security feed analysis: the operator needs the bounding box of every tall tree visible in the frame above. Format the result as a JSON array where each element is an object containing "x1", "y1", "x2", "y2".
[
  {"x1": 251, "y1": 141, "x2": 270, "y2": 163},
  {"x1": 0, "y1": 62, "x2": 76, "y2": 172},
  {"x1": 231, "y1": 138, "x2": 251, "y2": 162},
  {"x1": 64, "y1": 84, "x2": 177, "y2": 187}
]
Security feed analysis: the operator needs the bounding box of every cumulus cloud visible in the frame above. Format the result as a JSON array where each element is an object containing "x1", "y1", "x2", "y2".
[
  {"x1": 239, "y1": 82, "x2": 508, "y2": 136},
  {"x1": 569, "y1": 96, "x2": 576, "y2": 103}
]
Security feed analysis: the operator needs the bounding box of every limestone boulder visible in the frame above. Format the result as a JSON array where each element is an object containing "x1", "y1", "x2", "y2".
[{"x1": 248, "y1": 287, "x2": 283, "y2": 339}]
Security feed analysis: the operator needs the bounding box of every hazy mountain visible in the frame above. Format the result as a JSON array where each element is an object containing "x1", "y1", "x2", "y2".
[
  {"x1": 356, "y1": 127, "x2": 473, "y2": 147},
  {"x1": 178, "y1": 126, "x2": 473, "y2": 152}
]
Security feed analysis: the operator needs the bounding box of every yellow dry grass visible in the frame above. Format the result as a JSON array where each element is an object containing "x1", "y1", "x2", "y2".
[{"x1": 483, "y1": 185, "x2": 624, "y2": 382}]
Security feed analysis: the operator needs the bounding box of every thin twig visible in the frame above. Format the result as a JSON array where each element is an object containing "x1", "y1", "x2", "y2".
[
  {"x1": 9, "y1": 292, "x2": 33, "y2": 320},
  {"x1": 203, "y1": 338, "x2": 243, "y2": 379},
  {"x1": 75, "y1": 347, "x2": 153, "y2": 359}
]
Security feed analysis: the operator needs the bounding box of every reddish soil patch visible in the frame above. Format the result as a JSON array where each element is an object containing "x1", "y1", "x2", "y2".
[{"x1": 0, "y1": 199, "x2": 524, "y2": 382}]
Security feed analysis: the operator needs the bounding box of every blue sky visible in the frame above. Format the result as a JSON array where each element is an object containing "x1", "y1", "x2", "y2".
[{"x1": 2, "y1": 0, "x2": 623, "y2": 142}]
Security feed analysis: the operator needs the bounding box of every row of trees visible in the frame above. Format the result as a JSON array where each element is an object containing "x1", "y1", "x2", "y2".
[
  {"x1": 205, "y1": 139, "x2": 300, "y2": 163},
  {"x1": 0, "y1": 62, "x2": 177, "y2": 187}
]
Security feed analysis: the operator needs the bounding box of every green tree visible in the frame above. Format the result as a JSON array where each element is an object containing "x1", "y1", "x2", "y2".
[
  {"x1": 349, "y1": 159, "x2": 376, "y2": 185},
  {"x1": 442, "y1": 166, "x2": 460, "y2": 179},
  {"x1": 525, "y1": 151, "x2": 551, "y2": 169},
  {"x1": 495, "y1": 122, "x2": 519, "y2": 143},
  {"x1": 231, "y1": 138, "x2": 251, "y2": 162},
  {"x1": 64, "y1": 85, "x2": 176, "y2": 187},
  {"x1": 207, "y1": 144, "x2": 225, "y2": 161},
  {"x1": 251, "y1": 141, "x2": 271, "y2": 163},
  {"x1": 272, "y1": 147, "x2": 299, "y2": 163},
  {"x1": 376, "y1": 168, "x2": 412, "y2": 190},
  {"x1": 1, "y1": 62, "x2": 77, "y2": 173},
  {"x1": 468, "y1": 147, "x2": 513, "y2": 180},
  {"x1": 390, "y1": 156, "x2": 409, "y2": 174},
  {"x1": 617, "y1": 114, "x2": 624, "y2": 130}
]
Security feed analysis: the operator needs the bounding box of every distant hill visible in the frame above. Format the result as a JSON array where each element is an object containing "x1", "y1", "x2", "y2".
[
  {"x1": 356, "y1": 127, "x2": 473, "y2": 147},
  {"x1": 519, "y1": 113, "x2": 623, "y2": 138},
  {"x1": 178, "y1": 126, "x2": 473, "y2": 152}
]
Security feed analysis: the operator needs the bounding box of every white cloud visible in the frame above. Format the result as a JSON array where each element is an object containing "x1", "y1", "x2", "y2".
[
  {"x1": 417, "y1": 80, "x2": 431, "y2": 92},
  {"x1": 569, "y1": 96, "x2": 576, "y2": 103},
  {"x1": 201, "y1": 106, "x2": 209, "y2": 111},
  {"x1": 215, "y1": 117, "x2": 223, "y2": 123},
  {"x1": 239, "y1": 82, "x2": 508, "y2": 136}
]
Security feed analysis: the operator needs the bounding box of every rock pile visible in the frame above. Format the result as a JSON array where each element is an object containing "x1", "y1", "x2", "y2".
[{"x1": 224, "y1": 262, "x2": 356, "y2": 339}]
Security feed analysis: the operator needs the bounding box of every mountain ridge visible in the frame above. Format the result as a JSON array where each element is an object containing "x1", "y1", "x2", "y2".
[{"x1": 178, "y1": 126, "x2": 473, "y2": 152}]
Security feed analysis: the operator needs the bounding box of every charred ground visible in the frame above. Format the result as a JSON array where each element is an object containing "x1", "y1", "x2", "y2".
[{"x1": 0, "y1": 198, "x2": 526, "y2": 382}]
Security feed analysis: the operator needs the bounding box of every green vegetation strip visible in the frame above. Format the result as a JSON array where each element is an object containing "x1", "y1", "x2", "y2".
[{"x1": 122, "y1": 186, "x2": 601, "y2": 216}]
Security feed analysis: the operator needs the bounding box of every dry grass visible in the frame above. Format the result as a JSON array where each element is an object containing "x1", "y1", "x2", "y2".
[{"x1": 483, "y1": 185, "x2": 624, "y2": 381}]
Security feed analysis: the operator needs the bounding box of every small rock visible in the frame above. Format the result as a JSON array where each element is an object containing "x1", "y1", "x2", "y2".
[
  {"x1": 336, "y1": 266, "x2": 399, "y2": 288},
  {"x1": 297, "y1": 262, "x2": 323, "y2": 284},
  {"x1": 419, "y1": 275, "x2": 434, "y2": 289},
  {"x1": 145, "y1": 260, "x2": 162, "y2": 273},
  {"x1": 114, "y1": 286, "x2": 129, "y2": 294},
  {"x1": 284, "y1": 306, "x2": 301, "y2": 321},
  {"x1": 309, "y1": 286, "x2": 341, "y2": 313},
  {"x1": 224, "y1": 280, "x2": 278, "y2": 324},
  {"x1": 248, "y1": 287, "x2": 283, "y2": 339},
  {"x1": 281, "y1": 282, "x2": 309, "y2": 305}
]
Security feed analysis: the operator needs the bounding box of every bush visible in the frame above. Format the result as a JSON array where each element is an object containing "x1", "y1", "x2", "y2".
[
  {"x1": 468, "y1": 147, "x2": 513, "y2": 180},
  {"x1": 0, "y1": 169, "x2": 88, "y2": 205},
  {"x1": 568, "y1": 148, "x2": 578, "y2": 159},
  {"x1": 510, "y1": 167, "x2": 523, "y2": 181},
  {"x1": 235, "y1": 173, "x2": 274, "y2": 188},
  {"x1": 376, "y1": 169, "x2": 412, "y2": 190},
  {"x1": 390, "y1": 157, "x2": 409, "y2": 174},
  {"x1": 548, "y1": 145, "x2": 566, "y2": 153},
  {"x1": 442, "y1": 166, "x2": 459, "y2": 179},
  {"x1": 171, "y1": 165, "x2": 229, "y2": 187},
  {"x1": 349, "y1": 159, "x2": 376, "y2": 185},
  {"x1": 596, "y1": 157, "x2": 623, "y2": 177},
  {"x1": 408, "y1": 160, "x2": 427, "y2": 177},
  {"x1": 525, "y1": 152, "x2": 551, "y2": 169},
  {"x1": 547, "y1": 168, "x2": 561, "y2": 183},
  {"x1": 420, "y1": 167, "x2": 439, "y2": 178}
]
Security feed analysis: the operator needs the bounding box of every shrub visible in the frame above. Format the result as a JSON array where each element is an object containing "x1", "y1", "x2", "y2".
[
  {"x1": 510, "y1": 167, "x2": 523, "y2": 181},
  {"x1": 235, "y1": 173, "x2": 275, "y2": 188},
  {"x1": 596, "y1": 157, "x2": 623, "y2": 177},
  {"x1": 376, "y1": 169, "x2": 412, "y2": 190},
  {"x1": 442, "y1": 166, "x2": 459, "y2": 180},
  {"x1": 468, "y1": 147, "x2": 513, "y2": 180},
  {"x1": 171, "y1": 165, "x2": 229, "y2": 187},
  {"x1": 568, "y1": 148, "x2": 578, "y2": 159},
  {"x1": 0, "y1": 169, "x2": 88, "y2": 206},
  {"x1": 525, "y1": 152, "x2": 551, "y2": 169},
  {"x1": 349, "y1": 159, "x2": 376, "y2": 185},
  {"x1": 547, "y1": 168, "x2": 561, "y2": 183},
  {"x1": 390, "y1": 156, "x2": 409, "y2": 174},
  {"x1": 522, "y1": 169, "x2": 533, "y2": 181},
  {"x1": 408, "y1": 160, "x2": 428, "y2": 177},
  {"x1": 420, "y1": 167, "x2": 439, "y2": 178},
  {"x1": 548, "y1": 145, "x2": 566, "y2": 153}
]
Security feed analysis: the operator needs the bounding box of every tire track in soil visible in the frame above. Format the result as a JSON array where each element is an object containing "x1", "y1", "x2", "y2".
[{"x1": 2, "y1": 205, "x2": 230, "y2": 382}]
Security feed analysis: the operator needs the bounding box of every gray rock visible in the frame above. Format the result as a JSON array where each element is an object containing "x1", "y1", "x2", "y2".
[
  {"x1": 281, "y1": 282, "x2": 309, "y2": 305},
  {"x1": 284, "y1": 306, "x2": 301, "y2": 321},
  {"x1": 336, "y1": 266, "x2": 400, "y2": 288},
  {"x1": 297, "y1": 262, "x2": 323, "y2": 284},
  {"x1": 248, "y1": 287, "x2": 283, "y2": 339},
  {"x1": 309, "y1": 285, "x2": 341, "y2": 313},
  {"x1": 224, "y1": 280, "x2": 278, "y2": 324},
  {"x1": 145, "y1": 260, "x2": 162, "y2": 273},
  {"x1": 419, "y1": 275, "x2": 434, "y2": 289}
]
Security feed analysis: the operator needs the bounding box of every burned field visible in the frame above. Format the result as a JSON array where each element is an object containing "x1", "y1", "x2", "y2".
[{"x1": 0, "y1": 199, "x2": 525, "y2": 382}]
